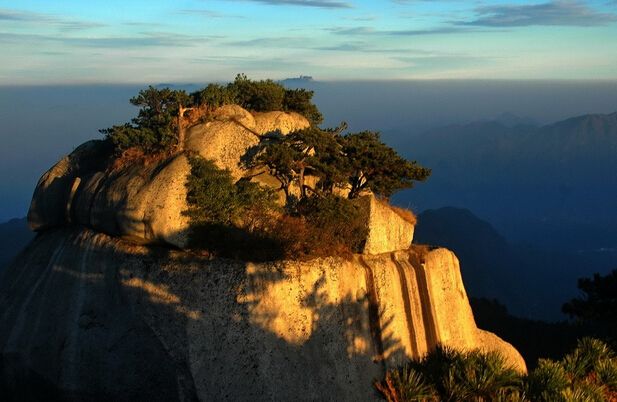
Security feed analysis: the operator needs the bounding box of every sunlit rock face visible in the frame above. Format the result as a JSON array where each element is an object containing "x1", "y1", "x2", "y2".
[
  {"x1": 356, "y1": 195, "x2": 416, "y2": 255},
  {"x1": 184, "y1": 106, "x2": 310, "y2": 180},
  {"x1": 27, "y1": 106, "x2": 310, "y2": 248},
  {"x1": 28, "y1": 142, "x2": 192, "y2": 248},
  {"x1": 13, "y1": 103, "x2": 526, "y2": 400},
  {"x1": 26, "y1": 105, "x2": 415, "y2": 255},
  {"x1": 0, "y1": 227, "x2": 525, "y2": 401}
]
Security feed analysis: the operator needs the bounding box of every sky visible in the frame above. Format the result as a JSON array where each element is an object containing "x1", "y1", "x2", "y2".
[{"x1": 1, "y1": 0, "x2": 617, "y2": 84}]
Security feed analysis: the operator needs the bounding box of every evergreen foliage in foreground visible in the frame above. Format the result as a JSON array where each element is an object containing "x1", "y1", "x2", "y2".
[
  {"x1": 375, "y1": 338, "x2": 617, "y2": 402},
  {"x1": 563, "y1": 269, "x2": 617, "y2": 342}
]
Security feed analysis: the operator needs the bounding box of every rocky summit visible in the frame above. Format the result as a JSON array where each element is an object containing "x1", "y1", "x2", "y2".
[{"x1": 1, "y1": 106, "x2": 524, "y2": 401}]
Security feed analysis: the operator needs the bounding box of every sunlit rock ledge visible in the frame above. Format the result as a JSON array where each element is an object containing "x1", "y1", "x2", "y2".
[{"x1": 0, "y1": 227, "x2": 525, "y2": 401}]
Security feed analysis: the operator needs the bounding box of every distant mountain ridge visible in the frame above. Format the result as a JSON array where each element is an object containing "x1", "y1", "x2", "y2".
[
  {"x1": 0, "y1": 218, "x2": 33, "y2": 272},
  {"x1": 396, "y1": 111, "x2": 617, "y2": 251},
  {"x1": 414, "y1": 207, "x2": 616, "y2": 320},
  {"x1": 485, "y1": 112, "x2": 537, "y2": 128}
]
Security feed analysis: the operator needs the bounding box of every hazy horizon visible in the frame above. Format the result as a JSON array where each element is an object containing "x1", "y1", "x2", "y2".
[{"x1": 2, "y1": 79, "x2": 617, "y2": 222}]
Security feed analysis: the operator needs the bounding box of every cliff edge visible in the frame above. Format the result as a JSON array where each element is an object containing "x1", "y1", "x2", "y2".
[
  {"x1": 1, "y1": 105, "x2": 525, "y2": 401},
  {"x1": 0, "y1": 228, "x2": 524, "y2": 401}
]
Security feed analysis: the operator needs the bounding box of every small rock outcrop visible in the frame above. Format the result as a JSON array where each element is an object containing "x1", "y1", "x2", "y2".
[
  {"x1": 356, "y1": 196, "x2": 415, "y2": 255},
  {"x1": 185, "y1": 105, "x2": 310, "y2": 180}
]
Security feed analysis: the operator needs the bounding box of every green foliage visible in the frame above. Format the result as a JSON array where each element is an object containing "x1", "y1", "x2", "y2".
[
  {"x1": 251, "y1": 136, "x2": 297, "y2": 199},
  {"x1": 184, "y1": 155, "x2": 371, "y2": 259},
  {"x1": 194, "y1": 83, "x2": 235, "y2": 109},
  {"x1": 296, "y1": 195, "x2": 368, "y2": 253},
  {"x1": 341, "y1": 131, "x2": 431, "y2": 199},
  {"x1": 563, "y1": 269, "x2": 617, "y2": 341},
  {"x1": 525, "y1": 359, "x2": 569, "y2": 401},
  {"x1": 101, "y1": 75, "x2": 323, "y2": 154},
  {"x1": 376, "y1": 365, "x2": 436, "y2": 402},
  {"x1": 524, "y1": 338, "x2": 617, "y2": 401},
  {"x1": 376, "y1": 346, "x2": 520, "y2": 402},
  {"x1": 189, "y1": 74, "x2": 322, "y2": 124},
  {"x1": 184, "y1": 155, "x2": 277, "y2": 227},
  {"x1": 596, "y1": 359, "x2": 617, "y2": 389},
  {"x1": 283, "y1": 88, "x2": 323, "y2": 125},
  {"x1": 250, "y1": 127, "x2": 430, "y2": 203},
  {"x1": 228, "y1": 73, "x2": 285, "y2": 112},
  {"x1": 376, "y1": 339, "x2": 617, "y2": 402},
  {"x1": 101, "y1": 86, "x2": 191, "y2": 153}
]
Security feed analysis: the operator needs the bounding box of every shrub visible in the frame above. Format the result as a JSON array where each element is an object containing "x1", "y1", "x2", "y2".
[
  {"x1": 184, "y1": 155, "x2": 278, "y2": 250},
  {"x1": 197, "y1": 74, "x2": 322, "y2": 122},
  {"x1": 296, "y1": 195, "x2": 368, "y2": 254},
  {"x1": 194, "y1": 83, "x2": 235, "y2": 109},
  {"x1": 525, "y1": 338, "x2": 617, "y2": 402},
  {"x1": 101, "y1": 86, "x2": 190, "y2": 153},
  {"x1": 375, "y1": 365, "x2": 436, "y2": 402},
  {"x1": 183, "y1": 158, "x2": 369, "y2": 260},
  {"x1": 283, "y1": 88, "x2": 323, "y2": 125},
  {"x1": 376, "y1": 346, "x2": 521, "y2": 402},
  {"x1": 376, "y1": 339, "x2": 617, "y2": 402},
  {"x1": 525, "y1": 359, "x2": 569, "y2": 401},
  {"x1": 227, "y1": 73, "x2": 285, "y2": 112}
]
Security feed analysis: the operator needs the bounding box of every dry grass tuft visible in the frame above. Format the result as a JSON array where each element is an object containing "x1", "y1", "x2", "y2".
[
  {"x1": 408, "y1": 244, "x2": 431, "y2": 265},
  {"x1": 390, "y1": 205, "x2": 417, "y2": 225},
  {"x1": 110, "y1": 146, "x2": 173, "y2": 171}
]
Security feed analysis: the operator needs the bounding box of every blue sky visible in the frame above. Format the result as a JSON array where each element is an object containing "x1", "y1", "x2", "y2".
[{"x1": 1, "y1": 0, "x2": 617, "y2": 83}]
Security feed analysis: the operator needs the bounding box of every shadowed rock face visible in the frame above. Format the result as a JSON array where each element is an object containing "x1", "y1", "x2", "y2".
[{"x1": 0, "y1": 227, "x2": 525, "y2": 401}]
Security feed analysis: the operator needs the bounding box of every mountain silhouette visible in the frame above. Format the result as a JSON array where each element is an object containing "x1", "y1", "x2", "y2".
[
  {"x1": 414, "y1": 207, "x2": 616, "y2": 320},
  {"x1": 397, "y1": 111, "x2": 617, "y2": 251},
  {"x1": 0, "y1": 218, "x2": 33, "y2": 272}
]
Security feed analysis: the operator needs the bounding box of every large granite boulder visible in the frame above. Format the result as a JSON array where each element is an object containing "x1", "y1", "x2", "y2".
[
  {"x1": 27, "y1": 106, "x2": 310, "y2": 248},
  {"x1": 0, "y1": 227, "x2": 525, "y2": 401}
]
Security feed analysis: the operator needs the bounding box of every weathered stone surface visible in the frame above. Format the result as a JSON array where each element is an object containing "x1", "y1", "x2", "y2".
[
  {"x1": 185, "y1": 108, "x2": 308, "y2": 180},
  {"x1": 0, "y1": 229, "x2": 193, "y2": 401},
  {"x1": 253, "y1": 111, "x2": 309, "y2": 135},
  {"x1": 28, "y1": 140, "x2": 101, "y2": 231},
  {"x1": 476, "y1": 330, "x2": 527, "y2": 373},
  {"x1": 0, "y1": 227, "x2": 525, "y2": 401},
  {"x1": 27, "y1": 106, "x2": 310, "y2": 247},
  {"x1": 210, "y1": 104, "x2": 256, "y2": 128},
  {"x1": 356, "y1": 195, "x2": 416, "y2": 255},
  {"x1": 70, "y1": 153, "x2": 191, "y2": 248},
  {"x1": 185, "y1": 120, "x2": 260, "y2": 180}
]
